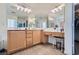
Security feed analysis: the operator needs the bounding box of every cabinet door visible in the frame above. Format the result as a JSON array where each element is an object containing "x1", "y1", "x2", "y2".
[
  {"x1": 33, "y1": 30, "x2": 41, "y2": 45},
  {"x1": 15, "y1": 31, "x2": 26, "y2": 50},
  {"x1": 7, "y1": 31, "x2": 26, "y2": 54},
  {"x1": 7, "y1": 31, "x2": 17, "y2": 53},
  {"x1": 42, "y1": 32, "x2": 49, "y2": 44}
]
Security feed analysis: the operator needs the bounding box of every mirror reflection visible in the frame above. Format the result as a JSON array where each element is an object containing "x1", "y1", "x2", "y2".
[{"x1": 7, "y1": 3, "x2": 65, "y2": 32}]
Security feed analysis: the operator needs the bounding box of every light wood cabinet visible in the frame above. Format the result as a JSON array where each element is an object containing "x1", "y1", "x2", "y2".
[
  {"x1": 26, "y1": 38, "x2": 32, "y2": 47},
  {"x1": 7, "y1": 30, "x2": 26, "y2": 54},
  {"x1": 42, "y1": 32, "x2": 64, "y2": 44},
  {"x1": 42, "y1": 32, "x2": 51, "y2": 44},
  {"x1": 7, "y1": 30, "x2": 42, "y2": 54},
  {"x1": 33, "y1": 30, "x2": 42, "y2": 45},
  {"x1": 26, "y1": 30, "x2": 33, "y2": 48}
]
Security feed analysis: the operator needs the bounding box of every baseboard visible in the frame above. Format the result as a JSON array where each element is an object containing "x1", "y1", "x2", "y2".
[{"x1": 41, "y1": 42, "x2": 56, "y2": 45}]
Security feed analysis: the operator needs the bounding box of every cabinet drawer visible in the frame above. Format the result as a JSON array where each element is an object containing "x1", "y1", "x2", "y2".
[
  {"x1": 26, "y1": 38, "x2": 32, "y2": 47},
  {"x1": 27, "y1": 38, "x2": 32, "y2": 42},
  {"x1": 27, "y1": 31, "x2": 32, "y2": 34},
  {"x1": 44, "y1": 32, "x2": 52, "y2": 35},
  {"x1": 27, "y1": 34, "x2": 32, "y2": 38},
  {"x1": 52, "y1": 32, "x2": 64, "y2": 37}
]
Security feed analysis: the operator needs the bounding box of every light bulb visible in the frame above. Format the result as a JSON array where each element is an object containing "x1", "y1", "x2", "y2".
[
  {"x1": 17, "y1": 6, "x2": 20, "y2": 10},
  {"x1": 51, "y1": 10, "x2": 55, "y2": 13},
  {"x1": 54, "y1": 8, "x2": 58, "y2": 12},
  {"x1": 58, "y1": 7, "x2": 62, "y2": 10},
  {"x1": 14, "y1": 4, "x2": 20, "y2": 10},
  {"x1": 24, "y1": 8, "x2": 28, "y2": 12},
  {"x1": 27, "y1": 9, "x2": 32, "y2": 13}
]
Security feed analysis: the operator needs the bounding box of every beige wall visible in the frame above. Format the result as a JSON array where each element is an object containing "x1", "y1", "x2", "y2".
[{"x1": 0, "y1": 4, "x2": 7, "y2": 49}]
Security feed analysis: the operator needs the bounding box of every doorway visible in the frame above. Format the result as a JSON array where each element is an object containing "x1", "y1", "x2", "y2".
[{"x1": 74, "y1": 4, "x2": 79, "y2": 55}]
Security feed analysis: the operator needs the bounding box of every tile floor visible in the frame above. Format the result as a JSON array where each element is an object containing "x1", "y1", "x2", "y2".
[
  {"x1": 75, "y1": 41, "x2": 79, "y2": 55},
  {"x1": 13, "y1": 44, "x2": 64, "y2": 55}
]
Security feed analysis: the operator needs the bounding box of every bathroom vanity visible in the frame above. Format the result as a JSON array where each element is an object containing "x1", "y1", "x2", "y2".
[
  {"x1": 7, "y1": 29, "x2": 42, "y2": 54},
  {"x1": 7, "y1": 28, "x2": 64, "y2": 54}
]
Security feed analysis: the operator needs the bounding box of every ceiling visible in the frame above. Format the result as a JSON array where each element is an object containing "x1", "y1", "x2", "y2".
[{"x1": 7, "y1": 3, "x2": 63, "y2": 17}]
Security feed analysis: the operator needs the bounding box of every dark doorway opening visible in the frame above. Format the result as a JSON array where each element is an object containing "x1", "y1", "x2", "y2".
[{"x1": 74, "y1": 4, "x2": 79, "y2": 55}]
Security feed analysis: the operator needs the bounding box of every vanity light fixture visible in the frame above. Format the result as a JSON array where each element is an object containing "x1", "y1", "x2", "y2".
[
  {"x1": 24, "y1": 8, "x2": 32, "y2": 13},
  {"x1": 51, "y1": 4, "x2": 65, "y2": 14},
  {"x1": 14, "y1": 4, "x2": 32, "y2": 14}
]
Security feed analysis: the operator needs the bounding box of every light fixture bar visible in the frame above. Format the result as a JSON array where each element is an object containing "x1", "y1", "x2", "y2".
[
  {"x1": 51, "y1": 4, "x2": 65, "y2": 14},
  {"x1": 13, "y1": 4, "x2": 32, "y2": 14}
]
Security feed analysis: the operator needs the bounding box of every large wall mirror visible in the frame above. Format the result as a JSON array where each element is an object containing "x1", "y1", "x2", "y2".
[
  {"x1": 7, "y1": 4, "x2": 28, "y2": 28},
  {"x1": 7, "y1": 3, "x2": 65, "y2": 30},
  {"x1": 27, "y1": 15, "x2": 48, "y2": 29},
  {"x1": 47, "y1": 4, "x2": 65, "y2": 32},
  {"x1": 35, "y1": 16, "x2": 47, "y2": 28}
]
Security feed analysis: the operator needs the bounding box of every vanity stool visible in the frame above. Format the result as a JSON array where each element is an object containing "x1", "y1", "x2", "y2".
[
  {"x1": 54, "y1": 36, "x2": 64, "y2": 53},
  {"x1": 55, "y1": 37, "x2": 61, "y2": 50}
]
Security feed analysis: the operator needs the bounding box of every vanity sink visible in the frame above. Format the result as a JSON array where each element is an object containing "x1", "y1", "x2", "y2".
[
  {"x1": 26, "y1": 28, "x2": 42, "y2": 30},
  {"x1": 43, "y1": 28, "x2": 62, "y2": 32}
]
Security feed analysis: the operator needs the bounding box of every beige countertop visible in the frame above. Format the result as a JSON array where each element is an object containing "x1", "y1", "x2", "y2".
[
  {"x1": 8, "y1": 28, "x2": 63, "y2": 32},
  {"x1": 7, "y1": 28, "x2": 51, "y2": 30}
]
